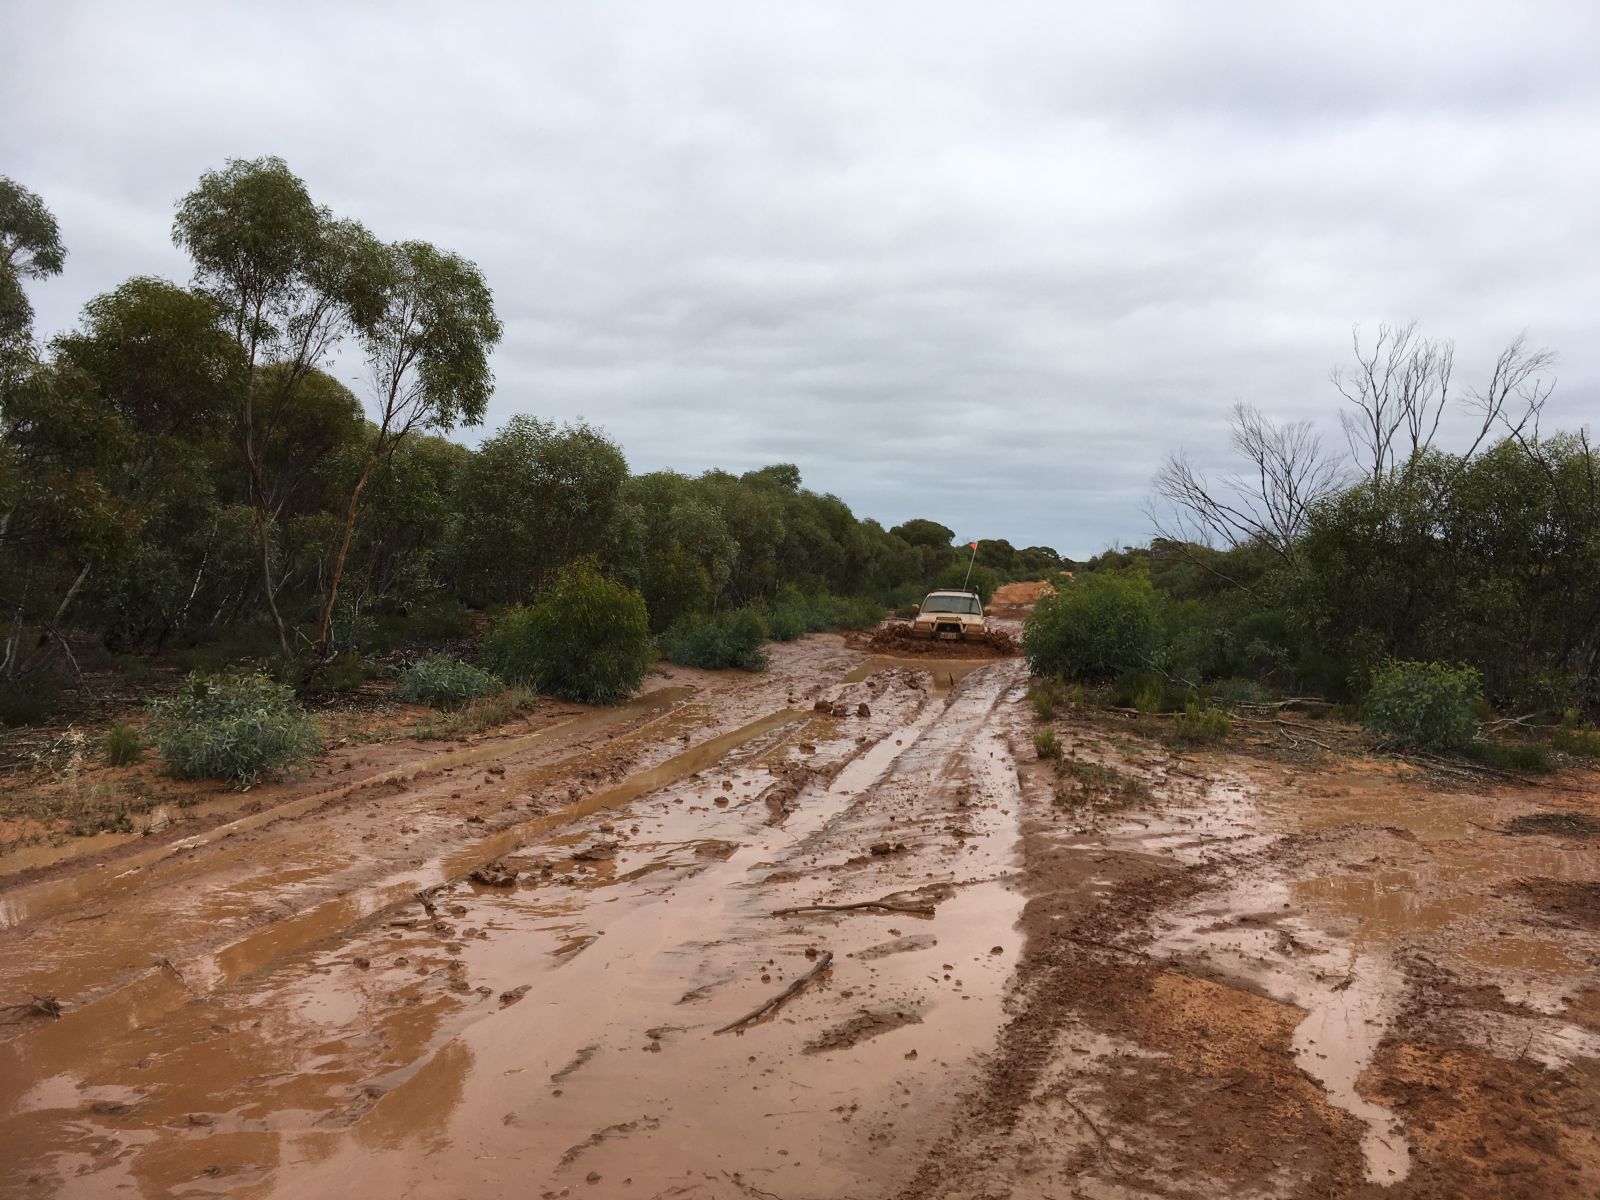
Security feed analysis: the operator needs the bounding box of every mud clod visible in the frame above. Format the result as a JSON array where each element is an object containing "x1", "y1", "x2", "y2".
[{"x1": 469, "y1": 859, "x2": 519, "y2": 887}]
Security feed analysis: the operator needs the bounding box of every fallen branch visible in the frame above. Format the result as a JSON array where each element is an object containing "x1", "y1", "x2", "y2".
[
  {"x1": 715, "y1": 951, "x2": 834, "y2": 1034},
  {"x1": 1272, "y1": 720, "x2": 1336, "y2": 751},
  {"x1": 771, "y1": 900, "x2": 936, "y2": 918},
  {"x1": 1064, "y1": 1096, "x2": 1111, "y2": 1151}
]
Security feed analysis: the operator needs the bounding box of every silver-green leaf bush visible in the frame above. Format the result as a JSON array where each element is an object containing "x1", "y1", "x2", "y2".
[
  {"x1": 149, "y1": 671, "x2": 322, "y2": 785},
  {"x1": 396, "y1": 655, "x2": 502, "y2": 709}
]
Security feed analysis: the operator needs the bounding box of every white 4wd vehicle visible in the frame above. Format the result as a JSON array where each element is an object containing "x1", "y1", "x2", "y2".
[{"x1": 911, "y1": 589, "x2": 988, "y2": 641}]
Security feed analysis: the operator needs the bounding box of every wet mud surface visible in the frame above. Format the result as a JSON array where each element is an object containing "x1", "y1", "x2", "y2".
[{"x1": 2, "y1": 632, "x2": 1598, "y2": 1198}]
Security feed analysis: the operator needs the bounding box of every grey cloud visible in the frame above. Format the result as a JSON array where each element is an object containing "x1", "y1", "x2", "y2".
[{"x1": 6, "y1": 0, "x2": 1598, "y2": 556}]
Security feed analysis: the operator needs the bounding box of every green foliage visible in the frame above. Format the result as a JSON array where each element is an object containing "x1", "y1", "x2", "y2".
[
  {"x1": 1108, "y1": 668, "x2": 1187, "y2": 713},
  {"x1": 412, "y1": 687, "x2": 537, "y2": 740},
  {"x1": 1033, "y1": 728, "x2": 1062, "y2": 759},
  {"x1": 756, "y1": 588, "x2": 882, "y2": 643},
  {"x1": 103, "y1": 722, "x2": 144, "y2": 767},
  {"x1": 1361, "y1": 660, "x2": 1482, "y2": 750},
  {"x1": 1056, "y1": 759, "x2": 1150, "y2": 802},
  {"x1": 1463, "y1": 740, "x2": 1555, "y2": 774},
  {"x1": 1551, "y1": 719, "x2": 1600, "y2": 760},
  {"x1": 148, "y1": 671, "x2": 322, "y2": 784},
  {"x1": 307, "y1": 650, "x2": 370, "y2": 696},
  {"x1": 397, "y1": 655, "x2": 501, "y2": 709},
  {"x1": 1028, "y1": 679, "x2": 1065, "y2": 721},
  {"x1": 661, "y1": 608, "x2": 770, "y2": 672},
  {"x1": 889, "y1": 519, "x2": 954, "y2": 549},
  {"x1": 481, "y1": 560, "x2": 653, "y2": 704},
  {"x1": 1025, "y1": 572, "x2": 1159, "y2": 681},
  {"x1": 448, "y1": 417, "x2": 627, "y2": 603},
  {"x1": 0, "y1": 672, "x2": 62, "y2": 727},
  {"x1": 1172, "y1": 702, "x2": 1233, "y2": 745},
  {"x1": 0, "y1": 175, "x2": 67, "y2": 350},
  {"x1": 933, "y1": 562, "x2": 999, "y2": 604}
]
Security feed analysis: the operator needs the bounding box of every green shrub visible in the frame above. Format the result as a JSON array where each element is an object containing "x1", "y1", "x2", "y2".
[
  {"x1": 765, "y1": 601, "x2": 809, "y2": 642},
  {"x1": 172, "y1": 623, "x2": 283, "y2": 676},
  {"x1": 148, "y1": 671, "x2": 322, "y2": 785},
  {"x1": 0, "y1": 672, "x2": 62, "y2": 727},
  {"x1": 481, "y1": 560, "x2": 654, "y2": 704},
  {"x1": 1025, "y1": 571, "x2": 1158, "y2": 681},
  {"x1": 1464, "y1": 740, "x2": 1555, "y2": 774},
  {"x1": 1551, "y1": 717, "x2": 1600, "y2": 759},
  {"x1": 1033, "y1": 728, "x2": 1062, "y2": 759},
  {"x1": 1361, "y1": 660, "x2": 1482, "y2": 751},
  {"x1": 767, "y1": 588, "x2": 883, "y2": 638},
  {"x1": 397, "y1": 656, "x2": 502, "y2": 709},
  {"x1": 1172, "y1": 702, "x2": 1232, "y2": 745},
  {"x1": 308, "y1": 650, "x2": 369, "y2": 696},
  {"x1": 1028, "y1": 680, "x2": 1065, "y2": 721},
  {"x1": 103, "y1": 722, "x2": 144, "y2": 767},
  {"x1": 662, "y1": 608, "x2": 770, "y2": 672},
  {"x1": 412, "y1": 687, "x2": 538, "y2": 740},
  {"x1": 1108, "y1": 668, "x2": 1187, "y2": 713}
]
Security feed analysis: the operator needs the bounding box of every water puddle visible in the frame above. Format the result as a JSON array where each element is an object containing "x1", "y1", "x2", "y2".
[
  {"x1": 0, "y1": 687, "x2": 696, "y2": 927},
  {"x1": 0, "y1": 661, "x2": 1029, "y2": 1197}
]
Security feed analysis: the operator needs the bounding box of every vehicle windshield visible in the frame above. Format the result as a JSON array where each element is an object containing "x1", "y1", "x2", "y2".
[{"x1": 921, "y1": 594, "x2": 981, "y2": 615}]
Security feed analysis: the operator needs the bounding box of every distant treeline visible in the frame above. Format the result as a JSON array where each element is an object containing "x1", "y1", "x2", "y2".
[
  {"x1": 1066, "y1": 324, "x2": 1599, "y2": 716},
  {"x1": 0, "y1": 160, "x2": 1062, "y2": 718}
]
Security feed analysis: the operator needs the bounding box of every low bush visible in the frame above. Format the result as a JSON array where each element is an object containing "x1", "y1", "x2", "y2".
[
  {"x1": 1552, "y1": 710, "x2": 1600, "y2": 759},
  {"x1": 1172, "y1": 702, "x2": 1232, "y2": 745},
  {"x1": 103, "y1": 722, "x2": 144, "y2": 767},
  {"x1": 1026, "y1": 571, "x2": 1159, "y2": 681},
  {"x1": 1108, "y1": 668, "x2": 1188, "y2": 713},
  {"x1": 1206, "y1": 677, "x2": 1272, "y2": 709},
  {"x1": 148, "y1": 671, "x2": 322, "y2": 785},
  {"x1": 1057, "y1": 759, "x2": 1150, "y2": 801},
  {"x1": 662, "y1": 608, "x2": 770, "y2": 672},
  {"x1": 1033, "y1": 728, "x2": 1062, "y2": 759},
  {"x1": 481, "y1": 560, "x2": 654, "y2": 704},
  {"x1": 1463, "y1": 740, "x2": 1555, "y2": 774},
  {"x1": 1028, "y1": 679, "x2": 1065, "y2": 721},
  {"x1": 307, "y1": 650, "x2": 369, "y2": 696},
  {"x1": 397, "y1": 656, "x2": 502, "y2": 709},
  {"x1": 767, "y1": 588, "x2": 884, "y2": 639},
  {"x1": 0, "y1": 670, "x2": 63, "y2": 727},
  {"x1": 1361, "y1": 660, "x2": 1481, "y2": 751},
  {"x1": 413, "y1": 687, "x2": 538, "y2": 740}
]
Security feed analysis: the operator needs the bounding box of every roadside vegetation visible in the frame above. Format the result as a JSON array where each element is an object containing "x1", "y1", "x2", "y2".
[
  {"x1": 1022, "y1": 323, "x2": 1600, "y2": 770},
  {"x1": 0, "y1": 164, "x2": 1062, "y2": 799}
]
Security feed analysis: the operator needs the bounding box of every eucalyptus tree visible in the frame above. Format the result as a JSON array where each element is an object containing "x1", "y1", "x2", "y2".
[
  {"x1": 0, "y1": 176, "x2": 65, "y2": 362},
  {"x1": 447, "y1": 416, "x2": 628, "y2": 605},
  {"x1": 173, "y1": 156, "x2": 386, "y2": 653},
  {"x1": 314, "y1": 240, "x2": 501, "y2": 655}
]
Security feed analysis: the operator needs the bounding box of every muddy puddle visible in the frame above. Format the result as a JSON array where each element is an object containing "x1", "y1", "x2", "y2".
[
  {"x1": 1123, "y1": 756, "x2": 1600, "y2": 1186},
  {"x1": 0, "y1": 658, "x2": 1030, "y2": 1199}
]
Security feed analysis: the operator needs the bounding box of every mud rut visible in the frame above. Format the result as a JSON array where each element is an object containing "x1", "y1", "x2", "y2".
[{"x1": 2, "y1": 638, "x2": 1598, "y2": 1199}]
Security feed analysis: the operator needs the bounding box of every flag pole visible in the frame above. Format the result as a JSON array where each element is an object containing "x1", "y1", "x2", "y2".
[{"x1": 962, "y1": 540, "x2": 978, "y2": 590}]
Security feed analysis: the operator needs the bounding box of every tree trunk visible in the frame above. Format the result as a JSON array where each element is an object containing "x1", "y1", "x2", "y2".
[{"x1": 315, "y1": 439, "x2": 383, "y2": 657}]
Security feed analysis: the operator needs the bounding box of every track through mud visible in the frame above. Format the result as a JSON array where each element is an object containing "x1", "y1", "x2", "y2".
[{"x1": 2, "y1": 632, "x2": 1597, "y2": 1199}]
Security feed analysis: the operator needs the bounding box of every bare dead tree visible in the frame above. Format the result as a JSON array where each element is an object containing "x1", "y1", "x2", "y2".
[
  {"x1": 1332, "y1": 323, "x2": 1552, "y2": 486},
  {"x1": 1150, "y1": 402, "x2": 1344, "y2": 585},
  {"x1": 1466, "y1": 333, "x2": 1555, "y2": 457},
  {"x1": 1331, "y1": 322, "x2": 1455, "y2": 487}
]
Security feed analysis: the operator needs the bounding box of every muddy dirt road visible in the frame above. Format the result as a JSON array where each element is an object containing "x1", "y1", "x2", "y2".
[{"x1": 2, "y1": 633, "x2": 1598, "y2": 1198}]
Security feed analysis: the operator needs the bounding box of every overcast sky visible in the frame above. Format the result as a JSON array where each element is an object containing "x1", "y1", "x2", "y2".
[{"x1": 7, "y1": 1, "x2": 1598, "y2": 557}]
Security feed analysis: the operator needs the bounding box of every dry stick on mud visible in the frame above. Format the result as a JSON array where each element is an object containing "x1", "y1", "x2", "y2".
[
  {"x1": 771, "y1": 899, "x2": 937, "y2": 917},
  {"x1": 715, "y1": 951, "x2": 834, "y2": 1034}
]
